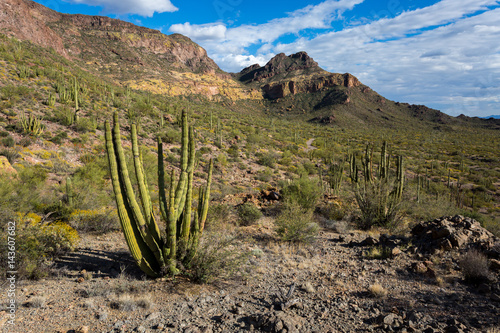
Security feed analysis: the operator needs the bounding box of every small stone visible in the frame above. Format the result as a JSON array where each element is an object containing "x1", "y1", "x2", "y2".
[
  {"x1": 146, "y1": 312, "x2": 161, "y2": 321},
  {"x1": 135, "y1": 325, "x2": 146, "y2": 333},
  {"x1": 379, "y1": 313, "x2": 399, "y2": 326},
  {"x1": 76, "y1": 277, "x2": 85, "y2": 283},
  {"x1": 392, "y1": 247, "x2": 402, "y2": 256},
  {"x1": 489, "y1": 259, "x2": 500, "y2": 271},
  {"x1": 75, "y1": 326, "x2": 89, "y2": 333},
  {"x1": 304, "y1": 282, "x2": 315, "y2": 293}
]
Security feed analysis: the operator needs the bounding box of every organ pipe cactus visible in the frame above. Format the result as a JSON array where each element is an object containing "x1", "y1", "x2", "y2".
[
  {"x1": 352, "y1": 142, "x2": 405, "y2": 228},
  {"x1": 19, "y1": 112, "x2": 44, "y2": 137},
  {"x1": 105, "y1": 110, "x2": 213, "y2": 277}
]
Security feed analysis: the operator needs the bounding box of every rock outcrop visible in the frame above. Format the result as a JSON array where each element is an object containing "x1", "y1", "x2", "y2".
[
  {"x1": 411, "y1": 215, "x2": 498, "y2": 255},
  {"x1": 238, "y1": 52, "x2": 361, "y2": 100}
]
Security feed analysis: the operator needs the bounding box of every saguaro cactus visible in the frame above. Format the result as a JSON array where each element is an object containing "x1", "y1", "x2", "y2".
[{"x1": 105, "y1": 110, "x2": 213, "y2": 277}]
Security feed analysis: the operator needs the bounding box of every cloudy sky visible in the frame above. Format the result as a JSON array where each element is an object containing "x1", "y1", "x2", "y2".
[{"x1": 34, "y1": 0, "x2": 500, "y2": 117}]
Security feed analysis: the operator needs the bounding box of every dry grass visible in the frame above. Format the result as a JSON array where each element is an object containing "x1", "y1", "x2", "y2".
[
  {"x1": 109, "y1": 294, "x2": 153, "y2": 311},
  {"x1": 27, "y1": 296, "x2": 47, "y2": 308},
  {"x1": 459, "y1": 249, "x2": 490, "y2": 283},
  {"x1": 368, "y1": 283, "x2": 388, "y2": 298}
]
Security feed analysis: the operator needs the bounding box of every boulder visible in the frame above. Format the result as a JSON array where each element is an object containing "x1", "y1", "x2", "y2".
[{"x1": 411, "y1": 215, "x2": 498, "y2": 253}]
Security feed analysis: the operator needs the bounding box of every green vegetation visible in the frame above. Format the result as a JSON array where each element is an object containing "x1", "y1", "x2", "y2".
[
  {"x1": 237, "y1": 202, "x2": 263, "y2": 226},
  {"x1": 105, "y1": 110, "x2": 213, "y2": 277},
  {"x1": 0, "y1": 33, "x2": 499, "y2": 283}
]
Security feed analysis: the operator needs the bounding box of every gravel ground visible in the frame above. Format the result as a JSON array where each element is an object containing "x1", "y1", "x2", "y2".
[{"x1": 2, "y1": 220, "x2": 500, "y2": 333}]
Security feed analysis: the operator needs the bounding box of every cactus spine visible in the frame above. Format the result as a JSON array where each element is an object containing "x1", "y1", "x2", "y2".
[{"x1": 105, "y1": 109, "x2": 213, "y2": 277}]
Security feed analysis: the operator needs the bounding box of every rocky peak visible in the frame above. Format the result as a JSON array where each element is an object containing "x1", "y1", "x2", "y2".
[{"x1": 238, "y1": 51, "x2": 321, "y2": 83}]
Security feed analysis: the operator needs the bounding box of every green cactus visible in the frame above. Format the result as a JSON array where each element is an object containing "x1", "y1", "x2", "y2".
[
  {"x1": 353, "y1": 142, "x2": 405, "y2": 228},
  {"x1": 327, "y1": 161, "x2": 344, "y2": 194},
  {"x1": 105, "y1": 109, "x2": 213, "y2": 277},
  {"x1": 73, "y1": 77, "x2": 79, "y2": 111},
  {"x1": 45, "y1": 93, "x2": 56, "y2": 107},
  {"x1": 379, "y1": 141, "x2": 390, "y2": 179},
  {"x1": 362, "y1": 144, "x2": 374, "y2": 183},
  {"x1": 19, "y1": 113, "x2": 44, "y2": 137},
  {"x1": 66, "y1": 177, "x2": 74, "y2": 206},
  {"x1": 349, "y1": 153, "x2": 358, "y2": 183}
]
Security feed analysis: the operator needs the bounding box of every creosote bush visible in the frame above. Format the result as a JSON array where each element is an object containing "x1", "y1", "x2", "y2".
[
  {"x1": 186, "y1": 230, "x2": 249, "y2": 284},
  {"x1": 275, "y1": 203, "x2": 318, "y2": 243},
  {"x1": 280, "y1": 175, "x2": 322, "y2": 210},
  {"x1": 237, "y1": 202, "x2": 263, "y2": 226}
]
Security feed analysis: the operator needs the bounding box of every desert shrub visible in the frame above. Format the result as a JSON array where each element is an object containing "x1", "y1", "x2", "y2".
[
  {"x1": 256, "y1": 151, "x2": 276, "y2": 168},
  {"x1": 302, "y1": 161, "x2": 317, "y2": 175},
  {"x1": 227, "y1": 144, "x2": 240, "y2": 161},
  {"x1": 50, "y1": 131, "x2": 68, "y2": 144},
  {"x1": 216, "y1": 153, "x2": 228, "y2": 168},
  {"x1": 75, "y1": 117, "x2": 97, "y2": 133},
  {"x1": 0, "y1": 214, "x2": 79, "y2": 280},
  {"x1": 363, "y1": 246, "x2": 392, "y2": 260},
  {"x1": 205, "y1": 203, "x2": 235, "y2": 229},
  {"x1": 256, "y1": 168, "x2": 273, "y2": 182},
  {"x1": 279, "y1": 150, "x2": 293, "y2": 166},
  {"x1": 368, "y1": 283, "x2": 388, "y2": 298},
  {"x1": 18, "y1": 137, "x2": 32, "y2": 147},
  {"x1": 237, "y1": 202, "x2": 262, "y2": 226},
  {"x1": 109, "y1": 294, "x2": 152, "y2": 311},
  {"x1": 1, "y1": 135, "x2": 15, "y2": 147},
  {"x1": 186, "y1": 230, "x2": 249, "y2": 284},
  {"x1": 70, "y1": 156, "x2": 114, "y2": 210},
  {"x1": 69, "y1": 207, "x2": 120, "y2": 233},
  {"x1": 280, "y1": 175, "x2": 322, "y2": 210},
  {"x1": 159, "y1": 127, "x2": 180, "y2": 144},
  {"x1": 0, "y1": 148, "x2": 20, "y2": 164},
  {"x1": 459, "y1": 249, "x2": 490, "y2": 283},
  {"x1": 275, "y1": 203, "x2": 318, "y2": 243},
  {"x1": 52, "y1": 106, "x2": 75, "y2": 126}
]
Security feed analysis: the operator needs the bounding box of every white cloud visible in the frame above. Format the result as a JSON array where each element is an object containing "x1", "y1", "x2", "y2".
[
  {"x1": 164, "y1": 0, "x2": 500, "y2": 116},
  {"x1": 66, "y1": 0, "x2": 178, "y2": 17},
  {"x1": 169, "y1": 23, "x2": 226, "y2": 41},
  {"x1": 168, "y1": 0, "x2": 363, "y2": 71}
]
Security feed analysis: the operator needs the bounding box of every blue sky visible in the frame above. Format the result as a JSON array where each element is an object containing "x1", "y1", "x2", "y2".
[{"x1": 33, "y1": 0, "x2": 500, "y2": 117}]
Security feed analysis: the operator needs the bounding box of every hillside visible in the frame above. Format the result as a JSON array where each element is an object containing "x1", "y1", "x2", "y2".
[
  {"x1": 0, "y1": 2, "x2": 499, "y2": 332},
  {"x1": 0, "y1": 0, "x2": 260, "y2": 100}
]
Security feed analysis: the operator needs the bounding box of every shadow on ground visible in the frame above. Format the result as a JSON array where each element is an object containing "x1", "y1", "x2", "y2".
[{"x1": 54, "y1": 248, "x2": 143, "y2": 279}]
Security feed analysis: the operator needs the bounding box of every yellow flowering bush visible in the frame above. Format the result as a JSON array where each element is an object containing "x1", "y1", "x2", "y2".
[
  {"x1": 69, "y1": 207, "x2": 119, "y2": 233},
  {"x1": 1, "y1": 213, "x2": 80, "y2": 279}
]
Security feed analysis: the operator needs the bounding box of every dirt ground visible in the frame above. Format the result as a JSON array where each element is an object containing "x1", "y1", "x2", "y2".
[{"x1": 2, "y1": 218, "x2": 500, "y2": 333}]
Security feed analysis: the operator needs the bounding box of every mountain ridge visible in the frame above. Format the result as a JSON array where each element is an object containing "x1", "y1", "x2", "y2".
[{"x1": 1, "y1": 0, "x2": 498, "y2": 129}]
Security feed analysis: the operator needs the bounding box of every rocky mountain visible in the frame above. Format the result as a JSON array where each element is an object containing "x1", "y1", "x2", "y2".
[
  {"x1": 236, "y1": 52, "x2": 361, "y2": 100},
  {"x1": 1, "y1": 0, "x2": 497, "y2": 129},
  {"x1": 235, "y1": 52, "x2": 462, "y2": 128},
  {"x1": 0, "y1": 0, "x2": 259, "y2": 100}
]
